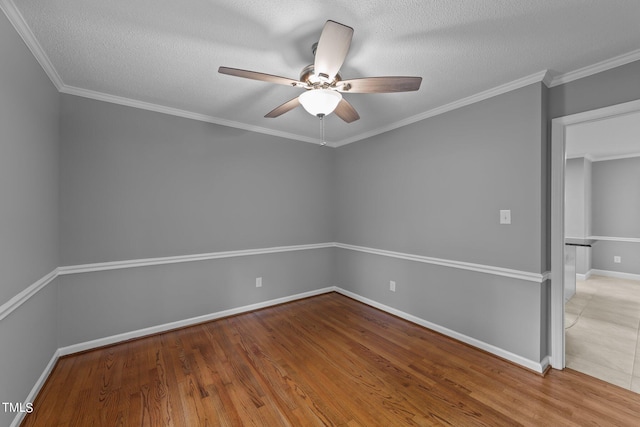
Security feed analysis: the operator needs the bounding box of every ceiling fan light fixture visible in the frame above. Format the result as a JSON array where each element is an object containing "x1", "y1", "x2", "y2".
[{"x1": 299, "y1": 89, "x2": 342, "y2": 117}]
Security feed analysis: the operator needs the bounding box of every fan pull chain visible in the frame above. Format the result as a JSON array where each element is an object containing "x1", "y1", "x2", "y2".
[{"x1": 319, "y1": 113, "x2": 327, "y2": 146}]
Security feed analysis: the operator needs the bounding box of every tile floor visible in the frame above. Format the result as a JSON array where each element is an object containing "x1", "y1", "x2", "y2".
[{"x1": 565, "y1": 275, "x2": 640, "y2": 392}]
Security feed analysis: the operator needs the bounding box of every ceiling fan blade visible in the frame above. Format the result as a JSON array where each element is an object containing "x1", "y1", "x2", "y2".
[
  {"x1": 218, "y1": 66, "x2": 301, "y2": 87},
  {"x1": 337, "y1": 76, "x2": 422, "y2": 93},
  {"x1": 334, "y1": 98, "x2": 360, "y2": 123},
  {"x1": 314, "y1": 20, "x2": 353, "y2": 81},
  {"x1": 264, "y1": 96, "x2": 301, "y2": 118}
]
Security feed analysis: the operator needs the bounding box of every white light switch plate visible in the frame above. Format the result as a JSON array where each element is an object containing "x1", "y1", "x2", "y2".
[{"x1": 500, "y1": 210, "x2": 511, "y2": 224}]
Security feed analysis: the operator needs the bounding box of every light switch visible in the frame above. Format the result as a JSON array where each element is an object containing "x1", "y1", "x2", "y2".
[{"x1": 500, "y1": 210, "x2": 511, "y2": 225}]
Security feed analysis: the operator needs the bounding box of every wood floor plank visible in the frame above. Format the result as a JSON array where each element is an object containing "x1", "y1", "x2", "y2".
[{"x1": 21, "y1": 292, "x2": 640, "y2": 426}]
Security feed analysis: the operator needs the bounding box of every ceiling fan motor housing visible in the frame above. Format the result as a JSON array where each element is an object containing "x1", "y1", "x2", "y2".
[{"x1": 300, "y1": 64, "x2": 341, "y2": 88}]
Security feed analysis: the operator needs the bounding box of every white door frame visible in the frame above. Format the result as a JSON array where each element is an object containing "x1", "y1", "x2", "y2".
[{"x1": 550, "y1": 98, "x2": 640, "y2": 369}]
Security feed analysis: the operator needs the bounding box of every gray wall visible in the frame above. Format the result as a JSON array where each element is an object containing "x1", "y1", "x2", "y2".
[
  {"x1": 3, "y1": 1, "x2": 640, "y2": 412},
  {"x1": 334, "y1": 83, "x2": 549, "y2": 362},
  {"x1": 0, "y1": 17, "x2": 59, "y2": 303},
  {"x1": 592, "y1": 157, "x2": 640, "y2": 238},
  {"x1": 0, "y1": 11, "x2": 59, "y2": 427},
  {"x1": 58, "y1": 248, "x2": 334, "y2": 346},
  {"x1": 549, "y1": 60, "x2": 640, "y2": 119},
  {"x1": 59, "y1": 95, "x2": 335, "y2": 265},
  {"x1": 551, "y1": 61, "x2": 640, "y2": 278},
  {"x1": 565, "y1": 158, "x2": 588, "y2": 238},
  {"x1": 592, "y1": 241, "x2": 640, "y2": 275},
  {"x1": 335, "y1": 249, "x2": 548, "y2": 361},
  {"x1": 591, "y1": 157, "x2": 640, "y2": 275},
  {"x1": 549, "y1": 59, "x2": 640, "y2": 279},
  {"x1": 336, "y1": 84, "x2": 546, "y2": 273},
  {"x1": 57, "y1": 94, "x2": 336, "y2": 348}
]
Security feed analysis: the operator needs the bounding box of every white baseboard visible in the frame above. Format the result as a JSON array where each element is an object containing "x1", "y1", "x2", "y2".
[
  {"x1": 54, "y1": 284, "x2": 549, "y2": 378},
  {"x1": 576, "y1": 270, "x2": 592, "y2": 281},
  {"x1": 10, "y1": 349, "x2": 61, "y2": 427},
  {"x1": 58, "y1": 287, "x2": 335, "y2": 356},
  {"x1": 18, "y1": 284, "x2": 550, "y2": 424},
  {"x1": 334, "y1": 287, "x2": 549, "y2": 374},
  {"x1": 590, "y1": 269, "x2": 640, "y2": 282}
]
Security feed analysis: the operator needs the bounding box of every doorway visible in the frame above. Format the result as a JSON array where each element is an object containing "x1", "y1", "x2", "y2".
[{"x1": 550, "y1": 98, "x2": 640, "y2": 372}]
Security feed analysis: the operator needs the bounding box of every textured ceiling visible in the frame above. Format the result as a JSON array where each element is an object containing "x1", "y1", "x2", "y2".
[{"x1": 5, "y1": 0, "x2": 640, "y2": 145}]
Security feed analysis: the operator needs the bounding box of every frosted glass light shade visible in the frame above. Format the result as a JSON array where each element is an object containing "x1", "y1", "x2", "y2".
[{"x1": 299, "y1": 89, "x2": 342, "y2": 116}]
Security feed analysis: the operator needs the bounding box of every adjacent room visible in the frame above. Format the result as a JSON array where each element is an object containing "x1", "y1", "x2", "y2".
[
  {"x1": 564, "y1": 112, "x2": 640, "y2": 390},
  {"x1": 2, "y1": 1, "x2": 640, "y2": 425}
]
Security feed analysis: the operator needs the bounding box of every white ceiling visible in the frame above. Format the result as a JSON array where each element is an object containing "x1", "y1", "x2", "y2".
[
  {"x1": 4, "y1": 0, "x2": 640, "y2": 145},
  {"x1": 566, "y1": 110, "x2": 640, "y2": 161}
]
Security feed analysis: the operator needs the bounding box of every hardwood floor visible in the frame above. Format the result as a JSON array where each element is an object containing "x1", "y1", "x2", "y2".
[{"x1": 22, "y1": 292, "x2": 640, "y2": 426}]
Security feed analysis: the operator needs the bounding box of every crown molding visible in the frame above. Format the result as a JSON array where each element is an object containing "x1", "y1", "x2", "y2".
[
  {"x1": 548, "y1": 48, "x2": 640, "y2": 87},
  {"x1": 60, "y1": 85, "x2": 324, "y2": 145},
  {"x1": 333, "y1": 70, "x2": 551, "y2": 147},
  {"x1": 59, "y1": 70, "x2": 549, "y2": 148},
  {"x1": 3, "y1": 0, "x2": 639, "y2": 148},
  {"x1": 0, "y1": 0, "x2": 64, "y2": 89}
]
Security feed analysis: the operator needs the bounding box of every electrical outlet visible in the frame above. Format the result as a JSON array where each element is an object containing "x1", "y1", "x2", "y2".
[
  {"x1": 390, "y1": 281, "x2": 396, "y2": 292},
  {"x1": 614, "y1": 256, "x2": 621, "y2": 264},
  {"x1": 256, "y1": 277, "x2": 262, "y2": 287}
]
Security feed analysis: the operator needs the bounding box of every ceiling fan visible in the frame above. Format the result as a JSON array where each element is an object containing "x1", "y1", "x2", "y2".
[{"x1": 218, "y1": 20, "x2": 422, "y2": 123}]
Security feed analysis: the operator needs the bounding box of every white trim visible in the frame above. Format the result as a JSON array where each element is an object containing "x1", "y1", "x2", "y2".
[
  {"x1": 335, "y1": 242, "x2": 548, "y2": 283},
  {"x1": 335, "y1": 287, "x2": 549, "y2": 373},
  {"x1": 550, "y1": 117, "x2": 567, "y2": 370},
  {"x1": 589, "y1": 236, "x2": 640, "y2": 243},
  {"x1": 2, "y1": 242, "x2": 551, "y2": 324},
  {"x1": 560, "y1": 99, "x2": 640, "y2": 126},
  {"x1": 590, "y1": 269, "x2": 640, "y2": 282},
  {"x1": 2, "y1": 0, "x2": 639, "y2": 149},
  {"x1": 60, "y1": 284, "x2": 552, "y2": 373},
  {"x1": 58, "y1": 287, "x2": 335, "y2": 356},
  {"x1": 333, "y1": 70, "x2": 550, "y2": 147},
  {"x1": 58, "y1": 242, "x2": 335, "y2": 275},
  {"x1": 548, "y1": 48, "x2": 640, "y2": 87},
  {"x1": 0, "y1": 4, "x2": 551, "y2": 150},
  {"x1": 0, "y1": 269, "x2": 58, "y2": 321},
  {"x1": 60, "y1": 85, "x2": 324, "y2": 145},
  {"x1": 590, "y1": 152, "x2": 640, "y2": 162},
  {"x1": 565, "y1": 153, "x2": 594, "y2": 161},
  {"x1": 10, "y1": 349, "x2": 61, "y2": 427},
  {"x1": 16, "y1": 284, "x2": 549, "y2": 419},
  {"x1": 58, "y1": 242, "x2": 549, "y2": 283},
  {"x1": 566, "y1": 235, "x2": 640, "y2": 243},
  {"x1": 550, "y1": 98, "x2": 640, "y2": 370},
  {"x1": 0, "y1": 0, "x2": 64, "y2": 89},
  {"x1": 62, "y1": 70, "x2": 550, "y2": 148},
  {"x1": 1, "y1": 244, "x2": 333, "y2": 322},
  {"x1": 576, "y1": 270, "x2": 593, "y2": 281}
]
